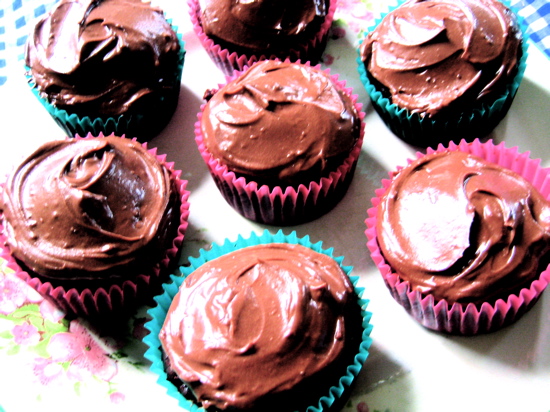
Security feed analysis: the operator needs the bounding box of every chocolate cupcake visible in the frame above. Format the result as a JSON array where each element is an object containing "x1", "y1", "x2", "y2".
[
  {"x1": 357, "y1": 0, "x2": 527, "y2": 147},
  {"x1": 0, "y1": 134, "x2": 190, "y2": 319},
  {"x1": 366, "y1": 139, "x2": 550, "y2": 335},
  {"x1": 196, "y1": 60, "x2": 364, "y2": 226},
  {"x1": 25, "y1": 0, "x2": 185, "y2": 141},
  {"x1": 145, "y1": 230, "x2": 372, "y2": 412},
  {"x1": 188, "y1": 0, "x2": 336, "y2": 75}
]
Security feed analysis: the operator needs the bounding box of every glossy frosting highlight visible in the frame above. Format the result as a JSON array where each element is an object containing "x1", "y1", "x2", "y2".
[
  {"x1": 25, "y1": 0, "x2": 181, "y2": 117},
  {"x1": 376, "y1": 151, "x2": 550, "y2": 305},
  {"x1": 199, "y1": 0, "x2": 328, "y2": 55},
  {"x1": 160, "y1": 243, "x2": 358, "y2": 411},
  {"x1": 0, "y1": 136, "x2": 180, "y2": 281},
  {"x1": 201, "y1": 60, "x2": 360, "y2": 188},
  {"x1": 360, "y1": 0, "x2": 522, "y2": 115}
]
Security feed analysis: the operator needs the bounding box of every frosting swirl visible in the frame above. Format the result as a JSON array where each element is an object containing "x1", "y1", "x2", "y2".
[
  {"x1": 201, "y1": 60, "x2": 361, "y2": 188},
  {"x1": 359, "y1": 0, "x2": 522, "y2": 115},
  {"x1": 199, "y1": 0, "x2": 328, "y2": 55},
  {"x1": 25, "y1": 0, "x2": 181, "y2": 117},
  {"x1": 160, "y1": 243, "x2": 359, "y2": 411},
  {"x1": 376, "y1": 151, "x2": 550, "y2": 305},
  {"x1": 0, "y1": 136, "x2": 180, "y2": 281}
]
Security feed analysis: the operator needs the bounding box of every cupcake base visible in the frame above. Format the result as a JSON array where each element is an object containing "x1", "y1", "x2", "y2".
[
  {"x1": 188, "y1": 0, "x2": 336, "y2": 76},
  {"x1": 195, "y1": 66, "x2": 365, "y2": 226},
  {"x1": 0, "y1": 135, "x2": 191, "y2": 320},
  {"x1": 144, "y1": 229, "x2": 373, "y2": 412},
  {"x1": 365, "y1": 139, "x2": 550, "y2": 335},
  {"x1": 356, "y1": 0, "x2": 529, "y2": 148},
  {"x1": 25, "y1": 20, "x2": 186, "y2": 142}
]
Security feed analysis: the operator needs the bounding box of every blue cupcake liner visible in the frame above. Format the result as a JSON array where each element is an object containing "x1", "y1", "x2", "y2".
[
  {"x1": 144, "y1": 229, "x2": 373, "y2": 412},
  {"x1": 357, "y1": 0, "x2": 529, "y2": 148},
  {"x1": 25, "y1": 18, "x2": 186, "y2": 141}
]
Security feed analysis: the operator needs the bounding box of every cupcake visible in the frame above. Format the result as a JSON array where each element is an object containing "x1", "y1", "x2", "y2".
[
  {"x1": 25, "y1": 0, "x2": 185, "y2": 141},
  {"x1": 0, "y1": 134, "x2": 190, "y2": 319},
  {"x1": 366, "y1": 139, "x2": 550, "y2": 335},
  {"x1": 144, "y1": 230, "x2": 372, "y2": 412},
  {"x1": 196, "y1": 60, "x2": 365, "y2": 226},
  {"x1": 188, "y1": 0, "x2": 336, "y2": 76},
  {"x1": 357, "y1": 0, "x2": 527, "y2": 147}
]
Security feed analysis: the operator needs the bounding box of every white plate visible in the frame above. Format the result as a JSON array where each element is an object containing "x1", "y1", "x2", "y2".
[{"x1": 0, "y1": 1, "x2": 549, "y2": 411}]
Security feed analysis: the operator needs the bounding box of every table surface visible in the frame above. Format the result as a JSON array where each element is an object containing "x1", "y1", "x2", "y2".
[{"x1": 1, "y1": 1, "x2": 550, "y2": 412}]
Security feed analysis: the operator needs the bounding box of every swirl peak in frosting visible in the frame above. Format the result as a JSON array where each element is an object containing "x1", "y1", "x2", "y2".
[
  {"x1": 360, "y1": 0, "x2": 522, "y2": 115},
  {"x1": 376, "y1": 151, "x2": 550, "y2": 305}
]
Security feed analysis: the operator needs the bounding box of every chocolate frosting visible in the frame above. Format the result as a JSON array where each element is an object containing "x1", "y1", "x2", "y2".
[
  {"x1": 376, "y1": 151, "x2": 550, "y2": 305},
  {"x1": 160, "y1": 243, "x2": 358, "y2": 411},
  {"x1": 199, "y1": 0, "x2": 328, "y2": 55},
  {"x1": 360, "y1": 0, "x2": 522, "y2": 115},
  {"x1": 25, "y1": 0, "x2": 181, "y2": 117},
  {"x1": 201, "y1": 60, "x2": 361, "y2": 188},
  {"x1": 0, "y1": 136, "x2": 180, "y2": 281}
]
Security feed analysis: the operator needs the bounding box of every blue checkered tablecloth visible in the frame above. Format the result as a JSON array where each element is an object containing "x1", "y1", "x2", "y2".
[
  {"x1": 0, "y1": 0, "x2": 549, "y2": 87},
  {"x1": 0, "y1": 0, "x2": 57, "y2": 86},
  {"x1": 515, "y1": 0, "x2": 550, "y2": 54}
]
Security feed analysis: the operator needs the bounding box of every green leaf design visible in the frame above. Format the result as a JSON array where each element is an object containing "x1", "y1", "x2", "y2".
[
  {"x1": 7, "y1": 304, "x2": 41, "y2": 319},
  {"x1": 6, "y1": 344, "x2": 20, "y2": 356},
  {"x1": 29, "y1": 336, "x2": 51, "y2": 359},
  {"x1": 110, "y1": 350, "x2": 129, "y2": 360},
  {"x1": 43, "y1": 318, "x2": 69, "y2": 334},
  {"x1": 0, "y1": 330, "x2": 13, "y2": 340},
  {"x1": 74, "y1": 381, "x2": 82, "y2": 396}
]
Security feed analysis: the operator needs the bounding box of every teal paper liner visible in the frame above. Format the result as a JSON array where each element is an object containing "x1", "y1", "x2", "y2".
[
  {"x1": 25, "y1": 19, "x2": 186, "y2": 142},
  {"x1": 356, "y1": 0, "x2": 529, "y2": 148},
  {"x1": 144, "y1": 229, "x2": 373, "y2": 412}
]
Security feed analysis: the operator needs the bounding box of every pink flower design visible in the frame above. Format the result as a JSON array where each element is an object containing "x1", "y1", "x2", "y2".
[
  {"x1": 110, "y1": 391, "x2": 126, "y2": 404},
  {"x1": 323, "y1": 54, "x2": 336, "y2": 65},
  {"x1": 47, "y1": 321, "x2": 117, "y2": 382},
  {"x1": 12, "y1": 322, "x2": 40, "y2": 346},
  {"x1": 39, "y1": 299, "x2": 65, "y2": 323},
  {"x1": 0, "y1": 273, "x2": 43, "y2": 315},
  {"x1": 357, "y1": 402, "x2": 370, "y2": 412},
  {"x1": 0, "y1": 275, "x2": 27, "y2": 314},
  {"x1": 331, "y1": 26, "x2": 347, "y2": 40},
  {"x1": 335, "y1": 0, "x2": 375, "y2": 35},
  {"x1": 33, "y1": 357, "x2": 65, "y2": 386}
]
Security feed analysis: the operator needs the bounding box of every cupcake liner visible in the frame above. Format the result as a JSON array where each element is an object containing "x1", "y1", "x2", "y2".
[
  {"x1": 195, "y1": 64, "x2": 365, "y2": 226},
  {"x1": 25, "y1": 17, "x2": 186, "y2": 142},
  {"x1": 188, "y1": 0, "x2": 336, "y2": 76},
  {"x1": 0, "y1": 133, "x2": 191, "y2": 319},
  {"x1": 365, "y1": 139, "x2": 550, "y2": 335},
  {"x1": 144, "y1": 229, "x2": 373, "y2": 412},
  {"x1": 356, "y1": 0, "x2": 528, "y2": 148}
]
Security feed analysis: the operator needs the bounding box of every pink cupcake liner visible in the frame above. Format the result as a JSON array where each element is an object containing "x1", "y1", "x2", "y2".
[
  {"x1": 365, "y1": 139, "x2": 550, "y2": 335},
  {"x1": 188, "y1": 0, "x2": 336, "y2": 76},
  {"x1": 0, "y1": 133, "x2": 191, "y2": 320},
  {"x1": 195, "y1": 64, "x2": 365, "y2": 226}
]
